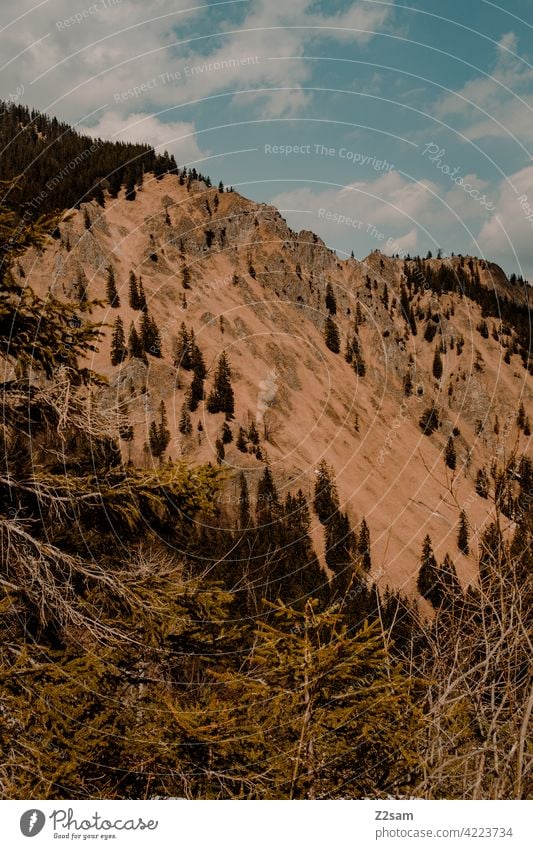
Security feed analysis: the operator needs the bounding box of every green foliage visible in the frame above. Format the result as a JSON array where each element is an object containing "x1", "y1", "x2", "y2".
[
  {"x1": 110, "y1": 316, "x2": 127, "y2": 365},
  {"x1": 432, "y1": 346, "x2": 443, "y2": 380},
  {"x1": 149, "y1": 401, "x2": 171, "y2": 460},
  {"x1": 325, "y1": 282, "x2": 337, "y2": 314},
  {"x1": 457, "y1": 511, "x2": 469, "y2": 554},
  {"x1": 106, "y1": 265, "x2": 120, "y2": 307},
  {"x1": 206, "y1": 353, "x2": 234, "y2": 417},
  {"x1": 419, "y1": 405, "x2": 440, "y2": 435},
  {"x1": 324, "y1": 315, "x2": 340, "y2": 353},
  {"x1": 444, "y1": 436, "x2": 457, "y2": 470}
]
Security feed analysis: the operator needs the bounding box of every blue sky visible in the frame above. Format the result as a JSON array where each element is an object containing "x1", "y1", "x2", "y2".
[{"x1": 3, "y1": 0, "x2": 533, "y2": 277}]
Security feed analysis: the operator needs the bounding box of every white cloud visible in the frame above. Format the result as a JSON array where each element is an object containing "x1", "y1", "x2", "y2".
[
  {"x1": 269, "y1": 170, "x2": 445, "y2": 257},
  {"x1": 476, "y1": 166, "x2": 533, "y2": 278},
  {"x1": 78, "y1": 111, "x2": 203, "y2": 164},
  {"x1": 435, "y1": 31, "x2": 533, "y2": 146},
  {"x1": 1, "y1": 0, "x2": 396, "y2": 126}
]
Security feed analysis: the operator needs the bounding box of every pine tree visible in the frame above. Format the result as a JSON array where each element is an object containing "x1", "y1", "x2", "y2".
[
  {"x1": 358, "y1": 518, "x2": 371, "y2": 572},
  {"x1": 444, "y1": 436, "x2": 456, "y2": 470},
  {"x1": 475, "y1": 467, "x2": 489, "y2": 498},
  {"x1": 419, "y1": 406, "x2": 440, "y2": 435},
  {"x1": 128, "y1": 322, "x2": 145, "y2": 360},
  {"x1": 432, "y1": 346, "x2": 443, "y2": 380},
  {"x1": 248, "y1": 420, "x2": 260, "y2": 446},
  {"x1": 110, "y1": 316, "x2": 127, "y2": 365},
  {"x1": 137, "y1": 277, "x2": 147, "y2": 312},
  {"x1": 149, "y1": 401, "x2": 171, "y2": 460},
  {"x1": 187, "y1": 371, "x2": 204, "y2": 412},
  {"x1": 517, "y1": 401, "x2": 526, "y2": 430},
  {"x1": 256, "y1": 465, "x2": 279, "y2": 526},
  {"x1": 206, "y1": 353, "x2": 235, "y2": 417},
  {"x1": 325, "y1": 282, "x2": 337, "y2": 315},
  {"x1": 458, "y1": 510, "x2": 469, "y2": 554},
  {"x1": 128, "y1": 270, "x2": 142, "y2": 310},
  {"x1": 174, "y1": 323, "x2": 192, "y2": 370},
  {"x1": 215, "y1": 438, "x2": 225, "y2": 464},
  {"x1": 417, "y1": 535, "x2": 441, "y2": 607},
  {"x1": 313, "y1": 461, "x2": 339, "y2": 523},
  {"x1": 236, "y1": 426, "x2": 248, "y2": 452},
  {"x1": 189, "y1": 330, "x2": 206, "y2": 380},
  {"x1": 238, "y1": 472, "x2": 251, "y2": 529},
  {"x1": 139, "y1": 311, "x2": 162, "y2": 357},
  {"x1": 221, "y1": 421, "x2": 233, "y2": 444},
  {"x1": 439, "y1": 553, "x2": 462, "y2": 603},
  {"x1": 179, "y1": 405, "x2": 192, "y2": 436},
  {"x1": 324, "y1": 315, "x2": 340, "y2": 353},
  {"x1": 106, "y1": 265, "x2": 120, "y2": 308}
]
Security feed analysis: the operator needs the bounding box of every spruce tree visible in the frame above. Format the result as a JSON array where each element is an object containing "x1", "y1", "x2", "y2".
[
  {"x1": 238, "y1": 472, "x2": 251, "y2": 529},
  {"x1": 149, "y1": 401, "x2": 171, "y2": 460},
  {"x1": 140, "y1": 311, "x2": 162, "y2": 357},
  {"x1": 236, "y1": 426, "x2": 248, "y2": 452},
  {"x1": 432, "y1": 347, "x2": 443, "y2": 380},
  {"x1": 128, "y1": 270, "x2": 139, "y2": 310},
  {"x1": 110, "y1": 316, "x2": 127, "y2": 365},
  {"x1": 358, "y1": 518, "x2": 372, "y2": 572},
  {"x1": 475, "y1": 467, "x2": 489, "y2": 498},
  {"x1": 313, "y1": 461, "x2": 339, "y2": 524},
  {"x1": 179, "y1": 405, "x2": 192, "y2": 436},
  {"x1": 137, "y1": 277, "x2": 147, "y2": 312},
  {"x1": 458, "y1": 510, "x2": 469, "y2": 554},
  {"x1": 324, "y1": 315, "x2": 340, "y2": 353},
  {"x1": 444, "y1": 436, "x2": 456, "y2": 470},
  {"x1": 174, "y1": 323, "x2": 192, "y2": 370},
  {"x1": 215, "y1": 437, "x2": 225, "y2": 464},
  {"x1": 187, "y1": 372, "x2": 204, "y2": 412},
  {"x1": 325, "y1": 282, "x2": 337, "y2": 315},
  {"x1": 206, "y1": 353, "x2": 235, "y2": 417},
  {"x1": 221, "y1": 421, "x2": 233, "y2": 444},
  {"x1": 106, "y1": 265, "x2": 120, "y2": 307},
  {"x1": 416, "y1": 535, "x2": 441, "y2": 608},
  {"x1": 248, "y1": 420, "x2": 260, "y2": 446},
  {"x1": 256, "y1": 465, "x2": 279, "y2": 526},
  {"x1": 128, "y1": 322, "x2": 145, "y2": 360}
]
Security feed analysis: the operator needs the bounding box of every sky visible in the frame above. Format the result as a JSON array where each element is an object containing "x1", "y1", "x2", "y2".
[{"x1": 2, "y1": 0, "x2": 533, "y2": 278}]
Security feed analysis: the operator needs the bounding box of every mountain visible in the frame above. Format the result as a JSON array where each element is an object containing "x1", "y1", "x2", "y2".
[{"x1": 16, "y1": 167, "x2": 532, "y2": 594}]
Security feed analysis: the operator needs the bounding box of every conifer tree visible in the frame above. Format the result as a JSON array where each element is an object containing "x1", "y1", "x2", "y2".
[
  {"x1": 313, "y1": 461, "x2": 339, "y2": 523},
  {"x1": 106, "y1": 265, "x2": 120, "y2": 307},
  {"x1": 179, "y1": 405, "x2": 192, "y2": 436},
  {"x1": 517, "y1": 401, "x2": 526, "y2": 430},
  {"x1": 236, "y1": 426, "x2": 248, "y2": 452},
  {"x1": 458, "y1": 510, "x2": 469, "y2": 554},
  {"x1": 439, "y1": 553, "x2": 462, "y2": 603},
  {"x1": 433, "y1": 346, "x2": 443, "y2": 380},
  {"x1": 206, "y1": 353, "x2": 235, "y2": 417},
  {"x1": 174, "y1": 323, "x2": 192, "y2": 370},
  {"x1": 137, "y1": 277, "x2": 147, "y2": 312},
  {"x1": 149, "y1": 401, "x2": 171, "y2": 460},
  {"x1": 256, "y1": 465, "x2": 279, "y2": 526},
  {"x1": 189, "y1": 330, "x2": 207, "y2": 380},
  {"x1": 128, "y1": 322, "x2": 145, "y2": 360},
  {"x1": 221, "y1": 421, "x2": 233, "y2": 444},
  {"x1": 358, "y1": 518, "x2": 372, "y2": 572},
  {"x1": 324, "y1": 315, "x2": 340, "y2": 353},
  {"x1": 325, "y1": 282, "x2": 337, "y2": 315},
  {"x1": 140, "y1": 311, "x2": 162, "y2": 357},
  {"x1": 248, "y1": 420, "x2": 260, "y2": 446},
  {"x1": 238, "y1": 471, "x2": 251, "y2": 529},
  {"x1": 444, "y1": 436, "x2": 457, "y2": 470},
  {"x1": 128, "y1": 270, "x2": 139, "y2": 309},
  {"x1": 187, "y1": 372, "x2": 204, "y2": 412},
  {"x1": 110, "y1": 316, "x2": 127, "y2": 365},
  {"x1": 416, "y1": 535, "x2": 441, "y2": 608},
  {"x1": 215, "y1": 437, "x2": 225, "y2": 464},
  {"x1": 475, "y1": 467, "x2": 490, "y2": 498}
]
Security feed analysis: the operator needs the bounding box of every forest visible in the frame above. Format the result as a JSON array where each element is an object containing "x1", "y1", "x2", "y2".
[{"x1": 0, "y1": 165, "x2": 531, "y2": 800}]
